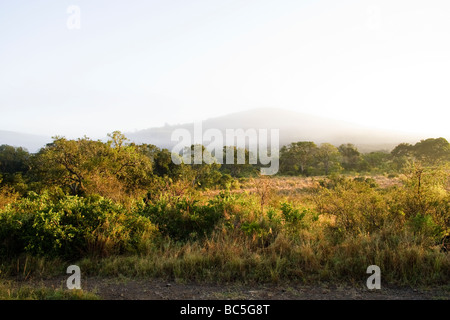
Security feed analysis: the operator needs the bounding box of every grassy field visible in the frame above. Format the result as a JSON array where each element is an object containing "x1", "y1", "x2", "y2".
[{"x1": 1, "y1": 173, "x2": 449, "y2": 299}]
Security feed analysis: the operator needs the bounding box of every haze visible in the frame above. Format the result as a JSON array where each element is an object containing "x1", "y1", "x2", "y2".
[{"x1": 1, "y1": 0, "x2": 450, "y2": 140}]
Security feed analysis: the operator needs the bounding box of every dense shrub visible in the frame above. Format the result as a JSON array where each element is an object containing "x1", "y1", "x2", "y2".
[
  {"x1": 138, "y1": 195, "x2": 225, "y2": 241},
  {"x1": 0, "y1": 193, "x2": 158, "y2": 259},
  {"x1": 314, "y1": 167, "x2": 450, "y2": 250},
  {"x1": 393, "y1": 164, "x2": 450, "y2": 243},
  {"x1": 315, "y1": 177, "x2": 393, "y2": 239}
]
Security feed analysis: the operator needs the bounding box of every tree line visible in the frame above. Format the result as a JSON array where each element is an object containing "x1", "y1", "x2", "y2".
[
  {"x1": 279, "y1": 137, "x2": 450, "y2": 176},
  {"x1": 0, "y1": 133, "x2": 449, "y2": 203}
]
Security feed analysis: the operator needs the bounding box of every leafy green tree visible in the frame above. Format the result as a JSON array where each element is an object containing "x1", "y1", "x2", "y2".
[
  {"x1": 181, "y1": 144, "x2": 222, "y2": 188},
  {"x1": 360, "y1": 151, "x2": 391, "y2": 173},
  {"x1": 0, "y1": 145, "x2": 30, "y2": 176},
  {"x1": 280, "y1": 141, "x2": 318, "y2": 176},
  {"x1": 220, "y1": 146, "x2": 257, "y2": 177},
  {"x1": 391, "y1": 143, "x2": 413, "y2": 158},
  {"x1": 338, "y1": 143, "x2": 361, "y2": 171},
  {"x1": 136, "y1": 143, "x2": 190, "y2": 181},
  {"x1": 154, "y1": 148, "x2": 184, "y2": 179},
  {"x1": 135, "y1": 143, "x2": 160, "y2": 164},
  {"x1": 412, "y1": 138, "x2": 450, "y2": 166},
  {"x1": 391, "y1": 143, "x2": 414, "y2": 170},
  {"x1": 315, "y1": 143, "x2": 342, "y2": 175},
  {"x1": 31, "y1": 132, "x2": 153, "y2": 199},
  {"x1": 31, "y1": 136, "x2": 98, "y2": 194},
  {"x1": 105, "y1": 131, "x2": 154, "y2": 195},
  {"x1": 0, "y1": 145, "x2": 31, "y2": 194}
]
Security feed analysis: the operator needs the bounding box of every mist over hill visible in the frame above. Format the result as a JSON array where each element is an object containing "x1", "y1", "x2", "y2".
[
  {"x1": 125, "y1": 108, "x2": 425, "y2": 152},
  {"x1": 0, "y1": 130, "x2": 51, "y2": 153},
  {"x1": 0, "y1": 108, "x2": 432, "y2": 153}
]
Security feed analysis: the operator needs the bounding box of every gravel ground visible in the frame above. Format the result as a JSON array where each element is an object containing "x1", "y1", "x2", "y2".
[{"x1": 19, "y1": 276, "x2": 450, "y2": 300}]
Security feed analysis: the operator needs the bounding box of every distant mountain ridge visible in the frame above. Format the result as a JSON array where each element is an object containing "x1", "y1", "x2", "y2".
[
  {"x1": 0, "y1": 130, "x2": 51, "y2": 153},
  {"x1": 125, "y1": 108, "x2": 426, "y2": 153},
  {"x1": 0, "y1": 108, "x2": 433, "y2": 153}
]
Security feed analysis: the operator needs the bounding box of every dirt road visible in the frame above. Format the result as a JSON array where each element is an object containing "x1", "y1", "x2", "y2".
[{"x1": 31, "y1": 277, "x2": 450, "y2": 300}]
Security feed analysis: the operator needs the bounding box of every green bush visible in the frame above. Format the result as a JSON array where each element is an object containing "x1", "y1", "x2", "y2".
[
  {"x1": 239, "y1": 213, "x2": 282, "y2": 247},
  {"x1": 0, "y1": 193, "x2": 158, "y2": 259},
  {"x1": 138, "y1": 196, "x2": 225, "y2": 241},
  {"x1": 315, "y1": 177, "x2": 393, "y2": 238},
  {"x1": 407, "y1": 213, "x2": 442, "y2": 240},
  {"x1": 280, "y1": 201, "x2": 306, "y2": 223},
  {"x1": 393, "y1": 164, "x2": 450, "y2": 241}
]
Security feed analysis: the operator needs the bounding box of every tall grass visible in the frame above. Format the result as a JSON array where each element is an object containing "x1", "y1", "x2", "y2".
[
  {"x1": 0, "y1": 279, "x2": 99, "y2": 300},
  {"x1": 74, "y1": 226, "x2": 449, "y2": 285},
  {"x1": 1, "y1": 170, "x2": 449, "y2": 287}
]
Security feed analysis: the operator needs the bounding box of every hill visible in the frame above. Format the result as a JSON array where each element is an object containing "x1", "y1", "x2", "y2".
[
  {"x1": 0, "y1": 130, "x2": 51, "y2": 153},
  {"x1": 0, "y1": 108, "x2": 431, "y2": 153},
  {"x1": 125, "y1": 108, "x2": 425, "y2": 152}
]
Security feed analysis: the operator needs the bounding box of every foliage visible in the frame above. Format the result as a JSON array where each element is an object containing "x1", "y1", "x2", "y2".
[
  {"x1": 360, "y1": 151, "x2": 391, "y2": 173},
  {"x1": 338, "y1": 143, "x2": 361, "y2": 171},
  {"x1": 0, "y1": 145, "x2": 30, "y2": 176},
  {"x1": 220, "y1": 146, "x2": 258, "y2": 177},
  {"x1": 391, "y1": 138, "x2": 450, "y2": 169},
  {"x1": 314, "y1": 143, "x2": 342, "y2": 175},
  {"x1": 138, "y1": 195, "x2": 225, "y2": 241},
  {"x1": 315, "y1": 176, "x2": 393, "y2": 238},
  {"x1": 29, "y1": 132, "x2": 153, "y2": 203},
  {"x1": 0, "y1": 193, "x2": 158, "y2": 258},
  {"x1": 1, "y1": 134, "x2": 450, "y2": 287},
  {"x1": 280, "y1": 141, "x2": 317, "y2": 176},
  {"x1": 0, "y1": 280, "x2": 100, "y2": 300}
]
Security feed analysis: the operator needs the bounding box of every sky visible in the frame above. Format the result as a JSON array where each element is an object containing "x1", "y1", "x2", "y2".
[{"x1": 1, "y1": 0, "x2": 450, "y2": 139}]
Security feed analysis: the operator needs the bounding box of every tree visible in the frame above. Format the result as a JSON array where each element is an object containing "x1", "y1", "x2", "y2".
[
  {"x1": 361, "y1": 151, "x2": 391, "y2": 173},
  {"x1": 104, "y1": 131, "x2": 154, "y2": 194},
  {"x1": 391, "y1": 143, "x2": 414, "y2": 170},
  {"x1": 181, "y1": 144, "x2": 222, "y2": 188},
  {"x1": 0, "y1": 145, "x2": 30, "y2": 176},
  {"x1": 280, "y1": 141, "x2": 318, "y2": 176},
  {"x1": 31, "y1": 136, "x2": 98, "y2": 194},
  {"x1": 390, "y1": 138, "x2": 450, "y2": 169},
  {"x1": 412, "y1": 138, "x2": 450, "y2": 166},
  {"x1": 220, "y1": 146, "x2": 257, "y2": 177},
  {"x1": 391, "y1": 143, "x2": 413, "y2": 158},
  {"x1": 315, "y1": 143, "x2": 342, "y2": 175},
  {"x1": 136, "y1": 143, "x2": 160, "y2": 166},
  {"x1": 31, "y1": 132, "x2": 153, "y2": 200},
  {"x1": 338, "y1": 143, "x2": 361, "y2": 171}
]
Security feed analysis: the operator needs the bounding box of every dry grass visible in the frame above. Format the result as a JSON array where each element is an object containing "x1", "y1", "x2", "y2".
[
  {"x1": 0, "y1": 279, "x2": 99, "y2": 300},
  {"x1": 204, "y1": 175, "x2": 401, "y2": 198},
  {"x1": 2, "y1": 173, "x2": 448, "y2": 288}
]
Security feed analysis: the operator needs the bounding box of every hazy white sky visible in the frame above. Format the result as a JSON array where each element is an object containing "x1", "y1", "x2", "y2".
[{"x1": 1, "y1": 0, "x2": 450, "y2": 139}]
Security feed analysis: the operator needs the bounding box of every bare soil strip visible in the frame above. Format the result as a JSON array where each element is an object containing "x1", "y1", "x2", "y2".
[{"x1": 16, "y1": 277, "x2": 450, "y2": 300}]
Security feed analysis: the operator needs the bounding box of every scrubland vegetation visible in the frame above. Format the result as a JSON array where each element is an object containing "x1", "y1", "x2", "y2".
[{"x1": 0, "y1": 133, "x2": 449, "y2": 296}]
